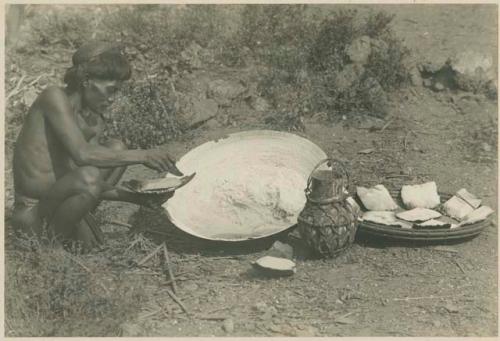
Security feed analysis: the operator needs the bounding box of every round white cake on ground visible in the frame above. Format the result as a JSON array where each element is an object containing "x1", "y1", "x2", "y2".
[{"x1": 164, "y1": 130, "x2": 327, "y2": 241}]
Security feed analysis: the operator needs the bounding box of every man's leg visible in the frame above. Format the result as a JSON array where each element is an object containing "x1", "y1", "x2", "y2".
[
  {"x1": 99, "y1": 138, "x2": 127, "y2": 187},
  {"x1": 38, "y1": 166, "x2": 103, "y2": 245}
]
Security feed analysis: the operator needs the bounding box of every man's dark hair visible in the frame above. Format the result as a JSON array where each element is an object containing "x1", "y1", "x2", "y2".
[{"x1": 64, "y1": 44, "x2": 132, "y2": 91}]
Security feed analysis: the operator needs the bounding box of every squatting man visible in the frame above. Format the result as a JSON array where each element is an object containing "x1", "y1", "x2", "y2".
[{"x1": 12, "y1": 41, "x2": 182, "y2": 250}]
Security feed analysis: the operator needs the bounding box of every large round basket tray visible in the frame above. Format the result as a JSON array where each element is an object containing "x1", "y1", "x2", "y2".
[{"x1": 358, "y1": 190, "x2": 492, "y2": 241}]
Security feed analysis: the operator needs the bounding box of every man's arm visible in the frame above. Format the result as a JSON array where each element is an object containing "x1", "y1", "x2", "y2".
[{"x1": 40, "y1": 87, "x2": 147, "y2": 168}]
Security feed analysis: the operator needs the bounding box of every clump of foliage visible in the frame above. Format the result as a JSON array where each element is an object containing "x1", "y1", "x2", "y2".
[
  {"x1": 462, "y1": 118, "x2": 497, "y2": 163},
  {"x1": 104, "y1": 80, "x2": 183, "y2": 149},
  {"x1": 255, "y1": 8, "x2": 411, "y2": 120},
  {"x1": 5, "y1": 237, "x2": 146, "y2": 336}
]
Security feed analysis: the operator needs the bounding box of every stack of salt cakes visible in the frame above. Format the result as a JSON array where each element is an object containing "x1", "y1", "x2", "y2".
[{"x1": 357, "y1": 182, "x2": 494, "y2": 229}]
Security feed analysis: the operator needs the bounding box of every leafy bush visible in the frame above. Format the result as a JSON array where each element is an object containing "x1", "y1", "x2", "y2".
[
  {"x1": 257, "y1": 8, "x2": 411, "y2": 119},
  {"x1": 104, "y1": 80, "x2": 183, "y2": 149}
]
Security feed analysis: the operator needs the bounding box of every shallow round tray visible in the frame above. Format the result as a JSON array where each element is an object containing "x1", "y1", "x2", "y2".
[
  {"x1": 164, "y1": 130, "x2": 327, "y2": 242},
  {"x1": 358, "y1": 191, "x2": 492, "y2": 241}
]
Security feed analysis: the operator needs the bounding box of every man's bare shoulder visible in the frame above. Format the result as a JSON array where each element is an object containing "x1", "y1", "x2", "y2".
[{"x1": 36, "y1": 86, "x2": 72, "y2": 113}]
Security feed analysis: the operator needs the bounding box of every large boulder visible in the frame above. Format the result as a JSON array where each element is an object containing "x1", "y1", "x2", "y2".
[
  {"x1": 179, "y1": 42, "x2": 203, "y2": 70},
  {"x1": 451, "y1": 51, "x2": 495, "y2": 81},
  {"x1": 346, "y1": 35, "x2": 371, "y2": 65},
  {"x1": 178, "y1": 95, "x2": 219, "y2": 128},
  {"x1": 361, "y1": 77, "x2": 389, "y2": 117},
  {"x1": 334, "y1": 64, "x2": 365, "y2": 92},
  {"x1": 207, "y1": 79, "x2": 247, "y2": 106},
  {"x1": 451, "y1": 51, "x2": 497, "y2": 95}
]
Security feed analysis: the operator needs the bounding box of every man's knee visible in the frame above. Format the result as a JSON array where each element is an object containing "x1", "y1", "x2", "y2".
[
  {"x1": 102, "y1": 138, "x2": 126, "y2": 151},
  {"x1": 75, "y1": 166, "x2": 102, "y2": 196}
]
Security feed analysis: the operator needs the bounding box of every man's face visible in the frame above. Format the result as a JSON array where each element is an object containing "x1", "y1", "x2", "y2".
[{"x1": 83, "y1": 78, "x2": 121, "y2": 114}]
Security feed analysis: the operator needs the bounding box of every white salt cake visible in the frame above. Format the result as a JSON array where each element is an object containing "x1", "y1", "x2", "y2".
[
  {"x1": 443, "y1": 196, "x2": 474, "y2": 221},
  {"x1": 396, "y1": 208, "x2": 442, "y2": 222},
  {"x1": 252, "y1": 256, "x2": 296, "y2": 275},
  {"x1": 401, "y1": 182, "x2": 440, "y2": 209},
  {"x1": 456, "y1": 188, "x2": 482, "y2": 209},
  {"x1": 414, "y1": 219, "x2": 451, "y2": 229},
  {"x1": 356, "y1": 184, "x2": 398, "y2": 211},
  {"x1": 460, "y1": 206, "x2": 494, "y2": 226},
  {"x1": 362, "y1": 211, "x2": 413, "y2": 229}
]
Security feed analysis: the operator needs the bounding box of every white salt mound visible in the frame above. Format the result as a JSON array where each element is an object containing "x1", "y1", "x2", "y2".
[
  {"x1": 401, "y1": 182, "x2": 440, "y2": 209},
  {"x1": 356, "y1": 184, "x2": 398, "y2": 211},
  {"x1": 396, "y1": 208, "x2": 442, "y2": 222}
]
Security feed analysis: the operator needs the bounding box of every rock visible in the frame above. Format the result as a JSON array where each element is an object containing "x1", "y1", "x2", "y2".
[
  {"x1": 248, "y1": 96, "x2": 270, "y2": 112},
  {"x1": 119, "y1": 322, "x2": 144, "y2": 337},
  {"x1": 252, "y1": 256, "x2": 296, "y2": 277},
  {"x1": 178, "y1": 95, "x2": 218, "y2": 128},
  {"x1": 481, "y1": 142, "x2": 492, "y2": 153},
  {"x1": 444, "y1": 303, "x2": 459, "y2": 313},
  {"x1": 433, "y1": 320, "x2": 442, "y2": 328},
  {"x1": 451, "y1": 51, "x2": 495, "y2": 81},
  {"x1": 223, "y1": 318, "x2": 234, "y2": 333},
  {"x1": 334, "y1": 64, "x2": 364, "y2": 92},
  {"x1": 346, "y1": 35, "x2": 371, "y2": 65},
  {"x1": 433, "y1": 82, "x2": 445, "y2": 91},
  {"x1": 207, "y1": 79, "x2": 247, "y2": 106},
  {"x1": 180, "y1": 42, "x2": 203, "y2": 70},
  {"x1": 183, "y1": 282, "x2": 199, "y2": 292},
  {"x1": 370, "y1": 38, "x2": 389, "y2": 56},
  {"x1": 419, "y1": 59, "x2": 448, "y2": 75},
  {"x1": 423, "y1": 79, "x2": 433, "y2": 88},
  {"x1": 267, "y1": 240, "x2": 294, "y2": 259},
  {"x1": 356, "y1": 184, "x2": 399, "y2": 211},
  {"x1": 253, "y1": 301, "x2": 268, "y2": 313},
  {"x1": 451, "y1": 51, "x2": 496, "y2": 94},
  {"x1": 295, "y1": 325, "x2": 318, "y2": 336},
  {"x1": 401, "y1": 182, "x2": 441, "y2": 209},
  {"x1": 361, "y1": 77, "x2": 389, "y2": 117},
  {"x1": 409, "y1": 66, "x2": 423, "y2": 87},
  {"x1": 485, "y1": 80, "x2": 498, "y2": 99}
]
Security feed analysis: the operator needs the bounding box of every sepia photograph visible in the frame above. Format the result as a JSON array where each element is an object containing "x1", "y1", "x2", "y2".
[{"x1": 3, "y1": 2, "x2": 498, "y2": 337}]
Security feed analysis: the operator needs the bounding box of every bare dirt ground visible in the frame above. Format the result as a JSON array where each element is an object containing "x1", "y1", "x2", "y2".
[{"x1": 4, "y1": 5, "x2": 498, "y2": 337}]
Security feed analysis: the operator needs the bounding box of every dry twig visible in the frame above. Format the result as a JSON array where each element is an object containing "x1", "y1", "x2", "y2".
[
  {"x1": 163, "y1": 243, "x2": 178, "y2": 294},
  {"x1": 137, "y1": 243, "x2": 164, "y2": 266},
  {"x1": 103, "y1": 219, "x2": 132, "y2": 229},
  {"x1": 166, "y1": 288, "x2": 190, "y2": 316},
  {"x1": 6, "y1": 75, "x2": 26, "y2": 101}
]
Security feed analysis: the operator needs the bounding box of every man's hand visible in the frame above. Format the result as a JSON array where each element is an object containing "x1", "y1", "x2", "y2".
[{"x1": 143, "y1": 149, "x2": 183, "y2": 176}]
